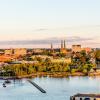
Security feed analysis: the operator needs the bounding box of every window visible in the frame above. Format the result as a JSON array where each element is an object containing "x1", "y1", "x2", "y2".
[
  {"x1": 84, "y1": 98, "x2": 90, "y2": 100},
  {"x1": 80, "y1": 98, "x2": 82, "y2": 100},
  {"x1": 73, "y1": 97, "x2": 75, "y2": 100}
]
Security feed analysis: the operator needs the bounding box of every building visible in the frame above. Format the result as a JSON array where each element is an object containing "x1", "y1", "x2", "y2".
[
  {"x1": 82, "y1": 47, "x2": 92, "y2": 53},
  {"x1": 51, "y1": 58, "x2": 71, "y2": 63},
  {"x1": 32, "y1": 55, "x2": 53, "y2": 60},
  {"x1": 5, "y1": 49, "x2": 14, "y2": 55},
  {"x1": 14, "y1": 48, "x2": 27, "y2": 56},
  {"x1": 72, "y1": 45, "x2": 81, "y2": 53},
  {"x1": 0, "y1": 55, "x2": 13, "y2": 62},
  {"x1": 70, "y1": 93, "x2": 100, "y2": 100},
  {"x1": 33, "y1": 49, "x2": 44, "y2": 54},
  {"x1": 0, "y1": 51, "x2": 4, "y2": 55}
]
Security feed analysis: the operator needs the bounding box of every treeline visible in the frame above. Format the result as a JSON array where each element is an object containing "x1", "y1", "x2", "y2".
[{"x1": 1, "y1": 60, "x2": 95, "y2": 77}]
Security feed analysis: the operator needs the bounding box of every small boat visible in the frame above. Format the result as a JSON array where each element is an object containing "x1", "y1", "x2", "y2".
[
  {"x1": 2, "y1": 83, "x2": 6, "y2": 88},
  {"x1": 4, "y1": 80, "x2": 11, "y2": 84}
]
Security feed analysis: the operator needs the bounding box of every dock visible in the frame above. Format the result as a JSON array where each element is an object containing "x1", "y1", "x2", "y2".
[{"x1": 28, "y1": 80, "x2": 46, "y2": 93}]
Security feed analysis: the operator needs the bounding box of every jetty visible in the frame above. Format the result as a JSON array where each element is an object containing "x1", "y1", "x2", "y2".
[{"x1": 28, "y1": 80, "x2": 46, "y2": 93}]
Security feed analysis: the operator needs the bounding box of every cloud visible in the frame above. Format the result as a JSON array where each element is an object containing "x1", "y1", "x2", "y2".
[
  {"x1": 46, "y1": 36, "x2": 93, "y2": 43},
  {"x1": 33, "y1": 25, "x2": 100, "y2": 32},
  {"x1": 0, "y1": 36, "x2": 94, "y2": 45},
  {"x1": 34, "y1": 28, "x2": 48, "y2": 32},
  {"x1": 0, "y1": 36, "x2": 99, "y2": 48}
]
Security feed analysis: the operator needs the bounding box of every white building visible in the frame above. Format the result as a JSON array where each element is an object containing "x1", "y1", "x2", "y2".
[{"x1": 72, "y1": 45, "x2": 81, "y2": 52}]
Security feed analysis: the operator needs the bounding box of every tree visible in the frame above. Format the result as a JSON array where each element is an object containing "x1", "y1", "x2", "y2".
[{"x1": 95, "y1": 50, "x2": 100, "y2": 63}]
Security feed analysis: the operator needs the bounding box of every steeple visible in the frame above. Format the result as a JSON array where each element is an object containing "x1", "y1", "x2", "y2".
[
  {"x1": 60, "y1": 40, "x2": 67, "y2": 54},
  {"x1": 51, "y1": 43, "x2": 53, "y2": 50},
  {"x1": 61, "y1": 40, "x2": 63, "y2": 49},
  {"x1": 64, "y1": 40, "x2": 66, "y2": 49},
  {"x1": 50, "y1": 43, "x2": 54, "y2": 53}
]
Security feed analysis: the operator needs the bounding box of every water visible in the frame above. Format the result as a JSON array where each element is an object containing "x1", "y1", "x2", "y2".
[{"x1": 0, "y1": 77, "x2": 100, "y2": 100}]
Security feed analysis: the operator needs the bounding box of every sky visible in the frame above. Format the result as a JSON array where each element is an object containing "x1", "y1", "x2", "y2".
[{"x1": 0, "y1": 0, "x2": 100, "y2": 48}]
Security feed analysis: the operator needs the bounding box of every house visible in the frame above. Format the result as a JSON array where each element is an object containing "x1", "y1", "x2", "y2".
[
  {"x1": 82, "y1": 47, "x2": 92, "y2": 54},
  {"x1": 5, "y1": 49, "x2": 14, "y2": 55},
  {"x1": 70, "y1": 93, "x2": 100, "y2": 100},
  {"x1": 14, "y1": 48, "x2": 27, "y2": 56},
  {"x1": 0, "y1": 55, "x2": 13, "y2": 62},
  {"x1": 51, "y1": 58, "x2": 71, "y2": 63},
  {"x1": 72, "y1": 45, "x2": 81, "y2": 53}
]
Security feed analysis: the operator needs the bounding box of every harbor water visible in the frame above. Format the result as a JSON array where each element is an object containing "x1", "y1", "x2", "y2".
[{"x1": 0, "y1": 76, "x2": 100, "y2": 100}]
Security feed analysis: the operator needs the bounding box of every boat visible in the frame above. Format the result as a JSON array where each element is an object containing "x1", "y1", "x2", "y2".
[
  {"x1": 4, "y1": 80, "x2": 11, "y2": 84},
  {"x1": 2, "y1": 83, "x2": 6, "y2": 88},
  {"x1": 70, "y1": 93, "x2": 100, "y2": 100}
]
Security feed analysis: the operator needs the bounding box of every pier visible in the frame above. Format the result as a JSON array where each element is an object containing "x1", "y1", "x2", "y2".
[{"x1": 28, "y1": 80, "x2": 46, "y2": 93}]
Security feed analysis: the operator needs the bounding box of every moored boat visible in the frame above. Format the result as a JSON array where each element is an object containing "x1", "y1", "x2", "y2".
[
  {"x1": 4, "y1": 80, "x2": 11, "y2": 84},
  {"x1": 2, "y1": 83, "x2": 6, "y2": 88}
]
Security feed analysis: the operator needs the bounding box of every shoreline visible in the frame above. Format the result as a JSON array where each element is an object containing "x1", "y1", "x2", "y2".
[
  {"x1": 1, "y1": 71, "x2": 100, "y2": 79},
  {"x1": 0, "y1": 72, "x2": 100, "y2": 79}
]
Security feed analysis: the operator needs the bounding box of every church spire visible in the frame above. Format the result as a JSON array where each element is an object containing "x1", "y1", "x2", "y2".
[
  {"x1": 61, "y1": 40, "x2": 63, "y2": 49},
  {"x1": 51, "y1": 43, "x2": 54, "y2": 53},
  {"x1": 51, "y1": 43, "x2": 53, "y2": 50},
  {"x1": 64, "y1": 40, "x2": 66, "y2": 49}
]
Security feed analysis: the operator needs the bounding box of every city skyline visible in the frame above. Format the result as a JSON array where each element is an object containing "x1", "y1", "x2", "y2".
[{"x1": 0, "y1": 0, "x2": 100, "y2": 48}]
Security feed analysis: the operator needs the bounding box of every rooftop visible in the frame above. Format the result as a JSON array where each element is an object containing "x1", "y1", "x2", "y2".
[{"x1": 73, "y1": 93, "x2": 100, "y2": 98}]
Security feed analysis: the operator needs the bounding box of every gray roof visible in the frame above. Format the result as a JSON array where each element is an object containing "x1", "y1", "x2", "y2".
[{"x1": 73, "y1": 93, "x2": 100, "y2": 98}]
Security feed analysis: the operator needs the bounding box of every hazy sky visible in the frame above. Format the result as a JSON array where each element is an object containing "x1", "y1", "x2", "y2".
[{"x1": 0, "y1": 0, "x2": 100, "y2": 48}]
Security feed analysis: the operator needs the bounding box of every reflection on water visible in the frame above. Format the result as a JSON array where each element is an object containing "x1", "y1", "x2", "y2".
[{"x1": 0, "y1": 77, "x2": 100, "y2": 100}]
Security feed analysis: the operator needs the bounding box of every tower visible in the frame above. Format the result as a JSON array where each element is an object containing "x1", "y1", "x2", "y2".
[
  {"x1": 50, "y1": 43, "x2": 54, "y2": 52},
  {"x1": 61, "y1": 40, "x2": 63, "y2": 49},
  {"x1": 60, "y1": 40, "x2": 67, "y2": 54},
  {"x1": 64, "y1": 40, "x2": 66, "y2": 49},
  {"x1": 51, "y1": 43, "x2": 53, "y2": 50}
]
